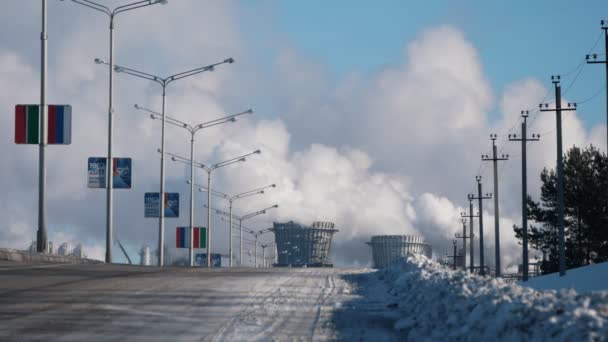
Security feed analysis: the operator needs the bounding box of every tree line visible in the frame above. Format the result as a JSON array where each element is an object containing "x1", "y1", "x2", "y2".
[{"x1": 514, "y1": 145, "x2": 608, "y2": 274}]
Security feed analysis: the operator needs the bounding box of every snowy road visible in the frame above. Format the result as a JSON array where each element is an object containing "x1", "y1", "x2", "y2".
[{"x1": 0, "y1": 261, "x2": 400, "y2": 341}]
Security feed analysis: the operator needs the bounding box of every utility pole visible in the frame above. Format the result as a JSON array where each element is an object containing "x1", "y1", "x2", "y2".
[
  {"x1": 585, "y1": 20, "x2": 608, "y2": 153},
  {"x1": 482, "y1": 135, "x2": 509, "y2": 276},
  {"x1": 469, "y1": 176, "x2": 492, "y2": 276},
  {"x1": 508, "y1": 110, "x2": 540, "y2": 281},
  {"x1": 37, "y1": 0, "x2": 48, "y2": 253},
  {"x1": 540, "y1": 75, "x2": 577, "y2": 277},
  {"x1": 455, "y1": 218, "x2": 469, "y2": 271},
  {"x1": 461, "y1": 198, "x2": 479, "y2": 273},
  {"x1": 447, "y1": 240, "x2": 458, "y2": 270}
]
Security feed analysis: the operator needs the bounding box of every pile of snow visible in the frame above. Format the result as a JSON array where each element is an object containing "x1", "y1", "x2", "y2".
[
  {"x1": 523, "y1": 261, "x2": 608, "y2": 293},
  {"x1": 379, "y1": 254, "x2": 608, "y2": 340}
]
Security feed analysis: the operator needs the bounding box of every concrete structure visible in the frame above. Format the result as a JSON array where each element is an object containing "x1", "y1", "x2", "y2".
[
  {"x1": 367, "y1": 235, "x2": 432, "y2": 268},
  {"x1": 71, "y1": 243, "x2": 84, "y2": 258},
  {"x1": 272, "y1": 221, "x2": 338, "y2": 267},
  {"x1": 140, "y1": 245, "x2": 151, "y2": 266},
  {"x1": 57, "y1": 242, "x2": 70, "y2": 256}
]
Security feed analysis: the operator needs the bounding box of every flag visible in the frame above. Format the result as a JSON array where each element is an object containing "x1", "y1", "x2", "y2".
[
  {"x1": 14, "y1": 105, "x2": 40, "y2": 144},
  {"x1": 176, "y1": 227, "x2": 188, "y2": 248},
  {"x1": 193, "y1": 227, "x2": 207, "y2": 248},
  {"x1": 15, "y1": 104, "x2": 72, "y2": 145},
  {"x1": 47, "y1": 105, "x2": 72, "y2": 144},
  {"x1": 176, "y1": 227, "x2": 206, "y2": 248}
]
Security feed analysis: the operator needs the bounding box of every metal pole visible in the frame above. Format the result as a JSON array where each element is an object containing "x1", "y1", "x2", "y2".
[
  {"x1": 469, "y1": 201, "x2": 474, "y2": 272},
  {"x1": 492, "y1": 142, "x2": 501, "y2": 276},
  {"x1": 158, "y1": 85, "x2": 166, "y2": 267},
  {"x1": 229, "y1": 201, "x2": 233, "y2": 267},
  {"x1": 605, "y1": 27, "x2": 608, "y2": 153},
  {"x1": 462, "y1": 220, "x2": 467, "y2": 270},
  {"x1": 37, "y1": 0, "x2": 48, "y2": 254},
  {"x1": 239, "y1": 219, "x2": 243, "y2": 266},
  {"x1": 207, "y1": 171, "x2": 212, "y2": 268},
  {"x1": 522, "y1": 119, "x2": 529, "y2": 281},
  {"x1": 478, "y1": 180, "x2": 485, "y2": 276},
  {"x1": 453, "y1": 241, "x2": 457, "y2": 270},
  {"x1": 189, "y1": 134, "x2": 194, "y2": 267},
  {"x1": 262, "y1": 247, "x2": 266, "y2": 268},
  {"x1": 555, "y1": 83, "x2": 566, "y2": 277},
  {"x1": 254, "y1": 236, "x2": 258, "y2": 268},
  {"x1": 106, "y1": 16, "x2": 115, "y2": 264}
]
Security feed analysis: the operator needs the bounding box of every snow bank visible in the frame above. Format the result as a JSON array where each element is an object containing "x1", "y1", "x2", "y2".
[
  {"x1": 379, "y1": 254, "x2": 608, "y2": 341},
  {"x1": 523, "y1": 261, "x2": 608, "y2": 293}
]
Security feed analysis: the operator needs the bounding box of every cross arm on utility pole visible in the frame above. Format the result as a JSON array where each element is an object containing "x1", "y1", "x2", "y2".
[{"x1": 540, "y1": 102, "x2": 577, "y2": 112}]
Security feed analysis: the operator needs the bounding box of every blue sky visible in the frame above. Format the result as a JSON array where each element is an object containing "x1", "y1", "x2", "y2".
[{"x1": 243, "y1": 0, "x2": 608, "y2": 129}]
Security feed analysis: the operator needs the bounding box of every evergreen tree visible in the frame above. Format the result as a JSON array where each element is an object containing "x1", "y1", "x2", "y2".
[{"x1": 514, "y1": 145, "x2": 608, "y2": 275}]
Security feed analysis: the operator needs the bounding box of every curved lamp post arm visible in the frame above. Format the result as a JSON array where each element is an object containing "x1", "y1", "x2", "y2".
[
  {"x1": 114, "y1": 0, "x2": 167, "y2": 15},
  {"x1": 210, "y1": 150, "x2": 261, "y2": 171},
  {"x1": 70, "y1": 0, "x2": 111, "y2": 15},
  {"x1": 232, "y1": 184, "x2": 276, "y2": 201},
  {"x1": 167, "y1": 58, "x2": 234, "y2": 84},
  {"x1": 134, "y1": 104, "x2": 194, "y2": 131},
  {"x1": 193, "y1": 109, "x2": 253, "y2": 133},
  {"x1": 241, "y1": 204, "x2": 279, "y2": 221}
]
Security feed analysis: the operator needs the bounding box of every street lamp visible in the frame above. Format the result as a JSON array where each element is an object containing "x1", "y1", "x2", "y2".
[
  {"x1": 234, "y1": 225, "x2": 273, "y2": 267},
  {"x1": 260, "y1": 242, "x2": 276, "y2": 268},
  {"x1": 197, "y1": 184, "x2": 276, "y2": 267},
  {"x1": 204, "y1": 204, "x2": 279, "y2": 266},
  {"x1": 94, "y1": 58, "x2": 234, "y2": 266},
  {"x1": 166, "y1": 150, "x2": 261, "y2": 267},
  {"x1": 61, "y1": 0, "x2": 168, "y2": 264},
  {"x1": 135, "y1": 105, "x2": 252, "y2": 266}
]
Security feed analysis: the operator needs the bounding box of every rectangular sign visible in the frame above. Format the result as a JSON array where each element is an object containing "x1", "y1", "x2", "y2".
[
  {"x1": 145, "y1": 192, "x2": 179, "y2": 218},
  {"x1": 176, "y1": 227, "x2": 207, "y2": 248},
  {"x1": 88, "y1": 157, "x2": 132, "y2": 189},
  {"x1": 195, "y1": 253, "x2": 221, "y2": 267},
  {"x1": 15, "y1": 105, "x2": 72, "y2": 145}
]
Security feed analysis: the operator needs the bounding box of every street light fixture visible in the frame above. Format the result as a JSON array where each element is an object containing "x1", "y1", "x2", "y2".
[
  {"x1": 136, "y1": 105, "x2": 252, "y2": 266},
  {"x1": 197, "y1": 184, "x2": 276, "y2": 267},
  {"x1": 60, "y1": 0, "x2": 167, "y2": 264},
  {"x1": 94, "y1": 58, "x2": 234, "y2": 266},
  {"x1": 205, "y1": 204, "x2": 279, "y2": 266},
  {"x1": 165, "y1": 150, "x2": 262, "y2": 267}
]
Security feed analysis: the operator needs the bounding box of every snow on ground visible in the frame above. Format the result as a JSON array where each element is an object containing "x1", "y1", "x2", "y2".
[
  {"x1": 523, "y1": 261, "x2": 608, "y2": 293},
  {"x1": 376, "y1": 254, "x2": 608, "y2": 341}
]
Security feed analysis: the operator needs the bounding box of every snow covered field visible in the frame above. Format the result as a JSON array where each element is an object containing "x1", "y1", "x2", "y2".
[
  {"x1": 374, "y1": 254, "x2": 608, "y2": 341},
  {"x1": 524, "y1": 261, "x2": 608, "y2": 293}
]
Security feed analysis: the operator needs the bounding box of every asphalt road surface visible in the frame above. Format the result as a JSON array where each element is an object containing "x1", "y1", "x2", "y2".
[{"x1": 0, "y1": 261, "x2": 400, "y2": 341}]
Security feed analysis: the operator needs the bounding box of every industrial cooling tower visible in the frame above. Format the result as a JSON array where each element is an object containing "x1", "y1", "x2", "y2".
[
  {"x1": 366, "y1": 235, "x2": 432, "y2": 268},
  {"x1": 272, "y1": 221, "x2": 338, "y2": 267}
]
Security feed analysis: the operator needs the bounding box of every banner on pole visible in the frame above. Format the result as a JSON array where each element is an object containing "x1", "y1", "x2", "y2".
[
  {"x1": 175, "y1": 227, "x2": 206, "y2": 248},
  {"x1": 88, "y1": 157, "x2": 132, "y2": 189},
  {"x1": 195, "y1": 253, "x2": 221, "y2": 267},
  {"x1": 15, "y1": 104, "x2": 72, "y2": 144},
  {"x1": 145, "y1": 192, "x2": 179, "y2": 218}
]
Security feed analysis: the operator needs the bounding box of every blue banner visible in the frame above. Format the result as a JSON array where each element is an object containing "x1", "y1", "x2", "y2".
[
  {"x1": 195, "y1": 253, "x2": 222, "y2": 267},
  {"x1": 88, "y1": 157, "x2": 131, "y2": 189},
  {"x1": 144, "y1": 192, "x2": 179, "y2": 218}
]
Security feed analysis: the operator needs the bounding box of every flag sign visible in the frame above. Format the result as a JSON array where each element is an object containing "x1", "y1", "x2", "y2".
[
  {"x1": 15, "y1": 105, "x2": 72, "y2": 144},
  {"x1": 87, "y1": 157, "x2": 132, "y2": 189},
  {"x1": 176, "y1": 227, "x2": 207, "y2": 248},
  {"x1": 145, "y1": 192, "x2": 179, "y2": 218}
]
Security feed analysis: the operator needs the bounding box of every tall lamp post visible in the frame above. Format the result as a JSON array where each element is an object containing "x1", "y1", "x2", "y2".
[
  {"x1": 167, "y1": 150, "x2": 262, "y2": 267},
  {"x1": 197, "y1": 184, "x2": 276, "y2": 267},
  {"x1": 136, "y1": 105, "x2": 252, "y2": 266},
  {"x1": 260, "y1": 242, "x2": 276, "y2": 268},
  {"x1": 205, "y1": 204, "x2": 279, "y2": 266},
  {"x1": 61, "y1": 0, "x2": 168, "y2": 263},
  {"x1": 93, "y1": 58, "x2": 234, "y2": 266},
  {"x1": 245, "y1": 227, "x2": 273, "y2": 268}
]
